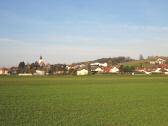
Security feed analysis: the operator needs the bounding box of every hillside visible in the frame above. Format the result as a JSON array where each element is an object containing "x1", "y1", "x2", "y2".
[
  {"x1": 123, "y1": 56, "x2": 168, "y2": 68},
  {"x1": 73, "y1": 56, "x2": 135, "y2": 66},
  {"x1": 72, "y1": 56, "x2": 168, "y2": 68}
]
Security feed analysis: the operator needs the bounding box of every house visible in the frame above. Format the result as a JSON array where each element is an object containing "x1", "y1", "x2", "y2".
[
  {"x1": 54, "y1": 71, "x2": 64, "y2": 75},
  {"x1": 77, "y1": 69, "x2": 88, "y2": 76},
  {"x1": 150, "y1": 58, "x2": 166, "y2": 65},
  {"x1": 135, "y1": 68, "x2": 152, "y2": 75},
  {"x1": 95, "y1": 67, "x2": 103, "y2": 73},
  {"x1": 144, "y1": 71, "x2": 152, "y2": 75},
  {"x1": 150, "y1": 61, "x2": 156, "y2": 65},
  {"x1": 66, "y1": 66, "x2": 71, "y2": 70},
  {"x1": 0, "y1": 68, "x2": 9, "y2": 75},
  {"x1": 79, "y1": 64, "x2": 86, "y2": 68},
  {"x1": 164, "y1": 68, "x2": 168, "y2": 72},
  {"x1": 9, "y1": 67, "x2": 18, "y2": 75},
  {"x1": 34, "y1": 70, "x2": 45, "y2": 76},
  {"x1": 152, "y1": 68, "x2": 162, "y2": 73},
  {"x1": 104, "y1": 67, "x2": 119, "y2": 73},
  {"x1": 159, "y1": 64, "x2": 168, "y2": 69},
  {"x1": 68, "y1": 64, "x2": 80, "y2": 70},
  {"x1": 165, "y1": 72, "x2": 168, "y2": 75},
  {"x1": 144, "y1": 67, "x2": 168, "y2": 74},
  {"x1": 157, "y1": 58, "x2": 166, "y2": 64},
  {"x1": 109, "y1": 67, "x2": 119, "y2": 73},
  {"x1": 90, "y1": 62, "x2": 108, "y2": 67},
  {"x1": 91, "y1": 66, "x2": 103, "y2": 73}
]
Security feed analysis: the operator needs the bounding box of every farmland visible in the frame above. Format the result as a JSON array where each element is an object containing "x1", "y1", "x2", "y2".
[{"x1": 0, "y1": 75, "x2": 168, "y2": 126}]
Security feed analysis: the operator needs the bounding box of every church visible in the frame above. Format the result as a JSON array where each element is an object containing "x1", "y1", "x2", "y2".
[{"x1": 38, "y1": 56, "x2": 46, "y2": 66}]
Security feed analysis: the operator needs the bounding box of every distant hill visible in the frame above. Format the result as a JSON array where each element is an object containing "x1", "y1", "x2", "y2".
[
  {"x1": 92, "y1": 57, "x2": 134, "y2": 65},
  {"x1": 123, "y1": 56, "x2": 168, "y2": 68},
  {"x1": 72, "y1": 56, "x2": 135, "y2": 66},
  {"x1": 71, "y1": 56, "x2": 168, "y2": 67},
  {"x1": 122, "y1": 59, "x2": 152, "y2": 67}
]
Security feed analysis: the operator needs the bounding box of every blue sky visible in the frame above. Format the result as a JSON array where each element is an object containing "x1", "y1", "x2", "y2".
[{"x1": 0, "y1": 0, "x2": 168, "y2": 67}]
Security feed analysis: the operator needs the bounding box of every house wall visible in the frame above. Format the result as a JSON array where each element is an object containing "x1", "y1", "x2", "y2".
[
  {"x1": 0, "y1": 69, "x2": 9, "y2": 75},
  {"x1": 0, "y1": 70, "x2": 3, "y2": 75},
  {"x1": 18, "y1": 73, "x2": 33, "y2": 76},
  {"x1": 95, "y1": 68, "x2": 103, "y2": 73},
  {"x1": 165, "y1": 72, "x2": 168, "y2": 75},
  {"x1": 109, "y1": 67, "x2": 119, "y2": 73},
  {"x1": 34, "y1": 70, "x2": 45, "y2": 75},
  {"x1": 77, "y1": 69, "x2": 88, "y2": 76}
]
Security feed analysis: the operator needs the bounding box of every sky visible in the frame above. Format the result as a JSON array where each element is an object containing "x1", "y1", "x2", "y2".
[{"x1": 0, "y1": 0, "x2": 168, "y2": 67}]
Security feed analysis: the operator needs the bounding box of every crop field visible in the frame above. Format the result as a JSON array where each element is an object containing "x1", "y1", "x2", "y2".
[{"x1": 0, "y1": 75, "x2": 168, "y2": 126}]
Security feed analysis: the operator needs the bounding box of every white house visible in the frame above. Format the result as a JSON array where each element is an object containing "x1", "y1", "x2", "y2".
[
  {"x1": 90, "y1": 62, "x2": 107, "y2": 67},
  {"x1": 109, "y1": 67, "x2": 119, "y2": 73},
  {"x1": 135, "y1": 69, "x2": 152, "y2": 75},
  {"x1": 95, "y1": 67, "x2": 104, "y2": 73},
  {"x1": 150, "y1": 58, "x2": 166, "y2": 65},
  {"x1": 0, "y1": 68, "x2": 9, "y2": 75},
  {"x1": 165, "y1": 72, "x2": 168, "y2": 75},
  {"x1": 150, "y1": 61, "x2": 156, "y2": 65},
  {"x1": 144, "y1": 71, "x2": 152, "y2": 75},
  {"x1": 77, "y1": 69, "x2": 88, "y2": 76},
  {"x1": 164, "y1": 68, "x2": 168, "y2": 72},
  {"x1": 162, "y1": 68, "x2": 168, "y2": 75},
  {"x1": 91, "y1": 66, "x2": 103, "y2": 73},
  {"x1": 34, "y1": 70, "x2": 45, "y2": 76},
  {"x1": 157, "y1": 58, "x2": 166, "y2": 64},
  {"x1": 152, "y1": 68, "x2": 162, "y2": 73}
]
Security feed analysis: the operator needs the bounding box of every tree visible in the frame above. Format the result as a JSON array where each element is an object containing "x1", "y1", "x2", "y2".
[
  {"x1": 18, "y1": 61, "x2": 26, "y2": 73},
  {"x1": 34, "y1": 61, "x2": 40, "y2": 69},
  {"x1": 48, "y1": 65, "x2": 55, "y2": 75},
  {"x1": 123, "y1": 65, "x2": 135, "y2": 73},
  {"x1": 107, "y1": 59, "x2": 112, "y2": 66},
  {"x1": 29, "y1": 63, "x2": 36, "y2": 74},
  {"x1": 25, "y1": 63, "x2": 31, "y2": 73},
  {"x1": 119, "y1": 65, "x2": 124, "y2": 74},
  {"x1": 140, "y1": 63, "x2": 144, "y2": 68},
  {"x1": 68, "y1": 68, "x2": 77, "y2": 75},
  {"x1": 87, "y1": 62, "x2": 91, "y2": 75}
]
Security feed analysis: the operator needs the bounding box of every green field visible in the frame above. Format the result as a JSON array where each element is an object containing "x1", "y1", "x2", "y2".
[{"x1": 0, "y1": 75, "x2": 168, "y2": 126}]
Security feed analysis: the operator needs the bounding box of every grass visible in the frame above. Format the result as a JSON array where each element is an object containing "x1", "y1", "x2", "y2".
[
  {"x1": 122, "y1": 59, "x2": 153, "y2": 68},
  {"x1": 0, "y1": 75, "x2": 168, "y2": 126}
]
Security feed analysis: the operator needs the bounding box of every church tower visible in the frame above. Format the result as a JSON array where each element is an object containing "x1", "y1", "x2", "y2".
[{"x1": 38, "y1": 56, "x2": 45, "y2": 66}]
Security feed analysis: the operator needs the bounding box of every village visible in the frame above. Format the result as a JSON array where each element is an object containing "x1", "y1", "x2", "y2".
[{"x1": 0, "y1": 56, "x2": 168, "y2": 76}]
